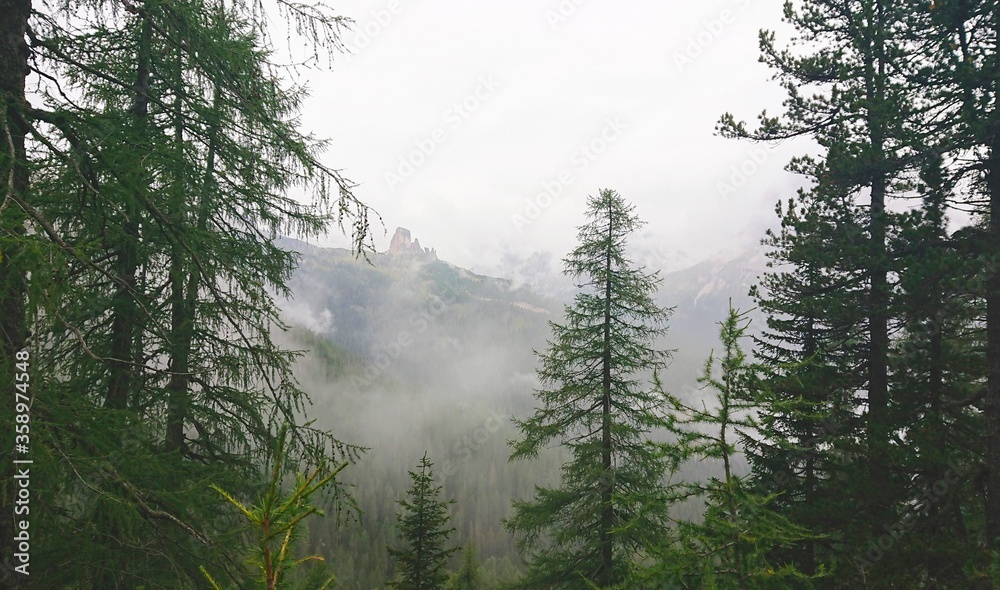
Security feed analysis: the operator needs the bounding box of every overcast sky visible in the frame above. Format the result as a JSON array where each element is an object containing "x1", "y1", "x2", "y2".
[{"x1": 296, "y1": 0, "x2": 810, "y2": 277}]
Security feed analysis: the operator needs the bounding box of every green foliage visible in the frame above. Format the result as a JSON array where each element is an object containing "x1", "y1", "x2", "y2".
[
  {"x1": 388, "y1": 453, "x2": 459, "y2": 590},
  {"x1": 0, "y1": 0, "x2": 374, "y2": 585},
  {"x1": 507, "y1": 188, "x2": 677, "y2": 588},
  {"x1": 201, "y1": 425, "x2": 345, "y2": 590},
  {"x1": 646, "y1": 306, "x2": 823, "y2": 589},
  {"x1": 720, "y1": 1, "x2": 994, "y2": 587}
]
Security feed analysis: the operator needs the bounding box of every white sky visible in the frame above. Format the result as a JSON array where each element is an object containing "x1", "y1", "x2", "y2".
[{"x1": 296, "y1": 0, "x2": 809, "y2": 275}]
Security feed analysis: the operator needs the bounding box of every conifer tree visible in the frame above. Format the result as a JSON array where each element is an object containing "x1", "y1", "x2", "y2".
[
  {"x1": 720, "y1": 1, "x2": 1000, "y2": 584},
  {"x1": 718, "y1": 0, "x2": 920, "y2": 580},
  {"x1": 202, "y1": 424, "x2": 345, "y2": 590},
  {"x1": 745, "y1": 193, "x2": 869, "y2": 581},
  {"x1": 389, "y1": 453, "x2": 458, "y2": 590},
  {"x1": 0, "y1": 0, "x2": 32, "y2": 585},
  {"x1": 880, "y1": 155, "x2": 987, "y2": 584},
  {"x1": 0, "y1": 0, "x2": 374, "y2": 585},
  {"x1": 902, "y1": 1, "x2": 1000, "y2": 557},
  {"x1": 506, "y1": 188, "x2": 676, "y2": 589}
]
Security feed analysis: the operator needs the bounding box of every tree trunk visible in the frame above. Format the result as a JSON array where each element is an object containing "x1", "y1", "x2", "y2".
[
  {"x1": 165, "y1": 254, "x2": 191, "y2": 452},
  {"x1": 985, "y1": 6, "x2": 1000, "y2": 552},
  {"x1": 0, "y1": 0, "x2": 31, "y2": 586},
  {"x1": 94, "y1": 15, "x2": 153, "y2": 588},
  {"x1": 986, "y1": 142, "x2": 1000, "y2": 547},
  {"x1": 166, "y1": 49, "x2": 191, "y2": 453},
  {"x1": 105, "y1": 16, "x2": 152, "y2": 411},
  {"x1": 864, "y1": 0, "x2": 891, "y2": 530},
  {"x1": 720, "y1": 343, "x2": 745, "y2": 589},
  {"x1": 599, "y1": 200, "x2": 614, "y2": 588},
  {"x1": 802, "y1": 316, "x2": 818, "y2": 576},
  {"x1": 167, "y1": 84, "x2": 219, "y2": 454}
]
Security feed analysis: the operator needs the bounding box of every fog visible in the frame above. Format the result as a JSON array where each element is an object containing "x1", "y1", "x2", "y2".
[{"x1": 282, "y1": 0, "x2": 807, "y2": 277}]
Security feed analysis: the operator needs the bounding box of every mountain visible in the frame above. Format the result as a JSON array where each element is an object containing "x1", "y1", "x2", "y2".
[
  {"x1": 278, "y1": 231, "x2": 555, "y2": 387},
  {"x1": 275, "y1": 232, "x2": 564, "y2": 588},
  {"x1": 658, "y1": 248, "x2": 767, "y2": 319},
  {"x1": 656, "y1": 248, "x2": 768, "y2": 389}
]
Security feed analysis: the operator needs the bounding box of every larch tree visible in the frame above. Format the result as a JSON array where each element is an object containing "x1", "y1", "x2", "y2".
[
  {"x1": 447, "y1": 543, "x2": 485, "y2": 590},
  {"x1": 0, "y1": 0, "x2": 375, "y2": 585},
  {"x1": 646, "y1": 305, "x2": 818, "y2": 589},
  {"x1": 506, "y1": 188, "x2": 676, "y2": 589},
  {"x1": 0, "y1": 0, "x2": 32, "y2": 585}
]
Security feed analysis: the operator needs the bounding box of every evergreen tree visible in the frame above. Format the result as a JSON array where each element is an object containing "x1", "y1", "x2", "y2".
[
  {"x1": 746, "y1": 192, "x2": 871, "y2": 582},
  {"x1": 881, "y1": 154, "x2": 986, "y2": 585},
  {"x1": 902, "y1": 1, "x2": 1000, "y2": 559},
  {"x1": 506, "y1": 188, "x2": 676, "y2": 589},
  {"x1": 389, "y1": 453, "x2": 458, "y2": 590},
  {"x1": 718, "y1": 0, "x2": 922, "y2": 582},
  {"x1": 720, "y1": 1, "x2": 1000, "y2": 584}
]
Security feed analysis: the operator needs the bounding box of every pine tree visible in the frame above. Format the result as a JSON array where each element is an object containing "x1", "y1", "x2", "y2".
[
  {"x1": 880, "y1": 154, "x2": 987, "y2": 584},
  {"x1": 506, "y1": 188, "x2": 676, "y2": 589},
  {"x1": 903, "y1": 1, "x2": 1000, "y2": 559},
  {"x1": 718, "y1": 0, "x2": 921, "y2": 581},
  {"x1": 389, "y1": 453, "x2": 458, "y2": 590}
]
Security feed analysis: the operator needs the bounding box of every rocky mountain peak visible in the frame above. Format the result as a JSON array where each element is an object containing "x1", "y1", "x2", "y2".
[{"x1": 387, "y1": 227, "x2": 437, "y2": 259}]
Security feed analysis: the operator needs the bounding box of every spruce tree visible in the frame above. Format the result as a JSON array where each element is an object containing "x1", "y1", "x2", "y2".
[
  {"x1": 389, "y1": 453, "x2": 458, "y2": 590},
  {"x1": 746, "y1": 192, "x2": 871, "y2": 581},
  {"x1": 506, "y1": 188, "x2": 676, "y2": 589}
]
